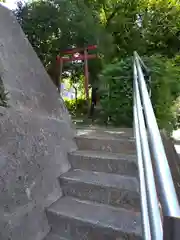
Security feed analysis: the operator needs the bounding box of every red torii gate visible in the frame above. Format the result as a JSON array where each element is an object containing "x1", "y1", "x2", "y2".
[{"x1": 56, "y1": 45, "x2": 98, "y2": 102}]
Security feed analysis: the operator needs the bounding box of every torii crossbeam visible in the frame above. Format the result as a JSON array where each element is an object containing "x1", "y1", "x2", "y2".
[{"x1": 56, "y1": 45, "x2": 98, "y2": 102}]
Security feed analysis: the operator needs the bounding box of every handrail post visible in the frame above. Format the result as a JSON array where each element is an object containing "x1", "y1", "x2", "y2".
[{"x1": 163, "y1": 216, "x2": 180, "y2": 240}]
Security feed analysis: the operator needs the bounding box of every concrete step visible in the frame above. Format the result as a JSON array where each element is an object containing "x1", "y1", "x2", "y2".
[
  {"x1": 76, "y1": 127, "x2": 133, "y2": 137},
  {"x1": 75, "y1": 135, "x2": 136, "y2": 154},
  {"x1": 68, "y1": 150, "x2": 138, "y2": 177},
  {"x1": 59, "y1": 170, "x2": 140, "y2": 211},
  {"x1": 44, "y1": 233, "x2": 68, "y2": 240},
  {"x1": 46, "y1": 197, "x2": 142, "y2": 240}
]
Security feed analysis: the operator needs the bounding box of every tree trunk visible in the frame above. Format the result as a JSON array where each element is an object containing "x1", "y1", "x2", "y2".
[{"x1": 47, "y1": 60, "x2": 61, "y2": 91}]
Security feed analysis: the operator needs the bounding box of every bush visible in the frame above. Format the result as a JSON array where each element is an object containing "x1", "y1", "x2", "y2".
[
  {"x1": 99, "y1": 58, "x2": 133, "y2": 127},
  {"x1": 64, "y1": 98, "x2": 87, "y2": 117},
  {"x1": 99, "y1": 55, "x2": 180, "y2": 133},
  {"x1": 144, "y1": 55, "x2": 180, "y2": 133}
]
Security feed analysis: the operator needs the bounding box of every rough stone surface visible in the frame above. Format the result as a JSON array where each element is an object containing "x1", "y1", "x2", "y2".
[
  {"x1": 46, "y1": 197, "x2": 142, "y2": 240},
  {"x1": 0, "y1": 204, "x2": 49, "y2": 240},
  {"x1": 0, "y1": 5, "x2": 76, "y2": 240},
  {"x1": 60, "y1": 169, "x2": 140, "y2": 211},
  {"x1": 68, "y1": 150, "x2": 138, "y2": 176},
  {"x1": 0, "y1": 6, "x2": 72, "y2": 122}
]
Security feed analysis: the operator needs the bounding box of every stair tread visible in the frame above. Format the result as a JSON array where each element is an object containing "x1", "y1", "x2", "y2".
[
  {"x1": 70, "y1": 150, "x2": 136, "y2": 162},
  {"x1": 75, "y1": 134, "x2": 136, "y2": 154},
  {"x1": 76, "y1": 128, "x2": 134, "y2": 140},
  {"x1": 75, "y1": 134, "x2": 135, "y2": 141},
  {"x1": 60, "y1": 169, "x2": 139, "y2": 192},
  {"x1": 47, "y1": 197, "x2": 141, "y2": 236},
  {"x1": 44, "y1": 233, "x2": 68, "y2": 240}
]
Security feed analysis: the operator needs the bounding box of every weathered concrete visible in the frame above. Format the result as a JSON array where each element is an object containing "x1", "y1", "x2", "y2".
[
  {"x1": 75, "y1": 126, "x2": 135, "y2": 155},
  {"x1": 60, "y1": 169, "x2": 140, "y2": 211},
  {"x1": 44, "y1": 233, "x2": 68, "y2": 240},
  {"x1": 0, "y1": 6, "x2": 71, "y2": 121},
  {"x1": 46, "y1": 127, "x2": 141, "y2": 239},
  {"x1": 76, "y1": 127, "x2": 134, "y2": 139},
  {"x1": 69, "y1": 150, "x2": 138, "y2": 176},
  {"x1": 47, "y1": 197, "x2": 142, "y2": 240},
  {"x1": 75, "y1": 135, "x2": 136, "y2": 154},
  {"x1": 0, "y1": 5, "x2": 76, "y2": 240}
]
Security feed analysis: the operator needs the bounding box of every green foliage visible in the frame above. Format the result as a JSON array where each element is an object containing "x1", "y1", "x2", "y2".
[
  {"x1": 14, "y1": 0, "x2": 180, "y2": 79},
  {"x1": 15, "y1": 0, "x2": 63, "y2": 66},
  {"x1": 15, "y1": 0, "x2": 112, "y2": 67},
  {"x1": 100, "y1": 55, "x2": 180, "y2": 132},
  {"x1": 65, "y1": 65, "x2": 85, "y2": 96},
  {"x1": 99, "y1": 58, "x2": 133, "y2": 126},
  {"x1": 15, "y1": 0, "x2": 180, "y2": 60},
  {"x1": 14, "y1": 0, "x2": 180, "y2": 130},
  {"x1": 143, "y1": 55, "x2": 180, "y2": 132},
  {"x1": 140, "y1": 0, "x2": 180, "y2": 57},
  {"x1": 64, "y1": 98, "x2": 87, "y2": 117}
]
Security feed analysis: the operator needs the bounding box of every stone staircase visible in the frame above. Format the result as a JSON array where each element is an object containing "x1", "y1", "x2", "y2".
[{"x1": 44, "y1": 127, "x2": 142, "y2": 240}]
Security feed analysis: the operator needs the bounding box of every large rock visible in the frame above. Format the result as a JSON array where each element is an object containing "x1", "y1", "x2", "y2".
[{"x1": 0, "y1": 5, "x2": 76, "y2": 240}]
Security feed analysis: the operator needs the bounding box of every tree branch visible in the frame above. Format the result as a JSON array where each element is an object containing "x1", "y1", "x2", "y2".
[{"x1": 105, "y1": 4, "x2": 122, "y2": 28}]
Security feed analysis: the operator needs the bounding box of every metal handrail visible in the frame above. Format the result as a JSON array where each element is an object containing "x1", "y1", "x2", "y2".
[
  {"x1": 134, "y1": 63, "x2": 155, "y2": 240},
  {"x1": 135, "y1": 52, "x2": 150, "y2": 76},
  {"x1": 133, "y1": 51, "x2": 180, "y2": 239},
  {"x1": 135, "y1": 52, "x2": 151, "y2": 97},
  {"x1": 134, "y1": 61, "x2": 162, "y2": 239}
]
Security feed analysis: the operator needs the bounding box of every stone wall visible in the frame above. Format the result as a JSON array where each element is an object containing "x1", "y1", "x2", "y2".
[{"x1": 0, "y1": 5, "x2": 76, "y2": 240}]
